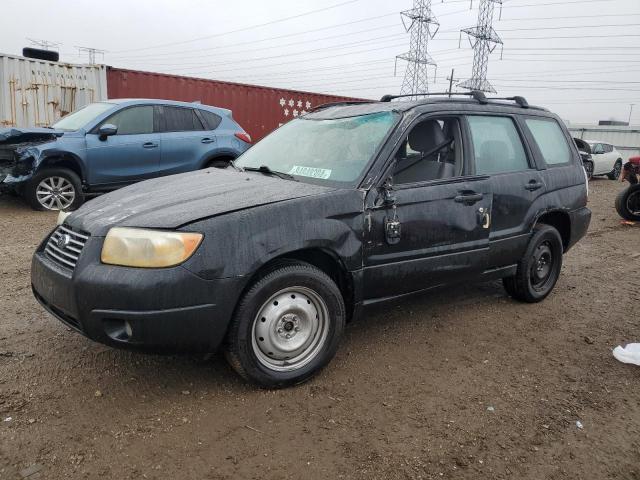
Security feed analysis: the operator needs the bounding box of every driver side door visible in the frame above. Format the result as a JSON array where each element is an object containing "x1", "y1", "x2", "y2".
[
  {"x1": 362, "y1": 115, "x2": 492, "y2": 301},
  {"x1": 85, "y1": 105, "x2": 161, "y2": 188}
]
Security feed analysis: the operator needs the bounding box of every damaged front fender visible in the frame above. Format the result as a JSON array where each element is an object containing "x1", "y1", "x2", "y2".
[{"x1": 0, "y1": 128, "x2": 65, "y2": 190}]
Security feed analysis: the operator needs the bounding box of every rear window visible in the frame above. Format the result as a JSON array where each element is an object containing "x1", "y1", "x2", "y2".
[
  {"x1": 199, "y1": 110, "x2": 222, "y2": 130},
  {"x1": 160, "y1": 107, "x2": 205, "y2": 132},
  {"x1": 525, "y1": 118, "x2": 572, "y2": 166}
]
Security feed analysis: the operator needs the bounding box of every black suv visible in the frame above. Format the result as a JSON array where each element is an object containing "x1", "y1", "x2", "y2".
[{"x1": 31, "y1": 93, "x2": 591, "y2": 387}]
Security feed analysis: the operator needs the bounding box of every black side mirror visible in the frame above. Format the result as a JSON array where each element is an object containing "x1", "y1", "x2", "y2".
[{"x1": 98, "y1": 123, "x2": 118, "y2": 141}]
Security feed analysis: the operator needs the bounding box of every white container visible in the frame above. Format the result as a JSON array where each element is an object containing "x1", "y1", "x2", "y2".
[{"x1": 0, "y1": 53, "x2": 107, "y2": 128}]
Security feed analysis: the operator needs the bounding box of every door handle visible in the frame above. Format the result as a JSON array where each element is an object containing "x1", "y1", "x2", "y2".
[
  {"x1": 201, "y1": 137, "x2": 215, "y2": 144},
  {"x1": 525, "y1": 180, "x2": 543, "y2": 191},
  {"x1": 454, "y1": 192, "x2": 483, "y2": 205},
  {"x1": 142, "y1": 142, "x2": 158, "y2": 149}
]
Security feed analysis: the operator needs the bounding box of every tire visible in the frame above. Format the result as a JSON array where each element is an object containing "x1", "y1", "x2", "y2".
[
  {"x1": 583, "y1": 160, "x2": 594, "y2": 180},
  {"x1": 205, "y1": 159, "x2": 231, "y2": 169},
  {"x1": 607, "y1": 160, "x2": 622, "y2": 180},
  {"x1": 224, "y1": 262, "x2": 345, "y2": 388},
  {"x1": 503, "y1": 224, "x2": 564, "y2": 303},
  {"x1": 24, "y1": 168, "x2": 83, "y2": 211},
  {"x1": 615, "y1": 184, "x2": 640, "y2": 221}
]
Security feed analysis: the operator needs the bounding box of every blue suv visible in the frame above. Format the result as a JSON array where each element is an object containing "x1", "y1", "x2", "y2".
[{"x1": 0, "y1": 99, "x2": 251, "y2": 210}]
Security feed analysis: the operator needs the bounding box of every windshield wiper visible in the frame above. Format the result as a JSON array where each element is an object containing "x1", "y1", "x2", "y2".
[{"x1": 243, "y1": 165, "x2": 297, "y2": 181}]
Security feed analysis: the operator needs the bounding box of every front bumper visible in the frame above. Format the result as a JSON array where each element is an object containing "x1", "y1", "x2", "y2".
[
  {"x1": 567, "y1": 206, "x2": 591, "y2": 251},
  {"x1": 31, "y1": 234, "x2": 245, "y2": 353}
]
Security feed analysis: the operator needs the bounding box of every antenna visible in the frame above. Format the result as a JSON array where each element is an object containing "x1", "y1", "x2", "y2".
[
  {"x1": 27, "y1": 38, "x2": 61, "y2": 51},
  {"x1": 458, "y1": 0, "x2": 503, "y2": 93},
  {"x1": 395, "y1": 0, "x2": 440, "y2": 100},
  {"x1": 75, "y1": 46, "x2": 106, "y2": 65}
]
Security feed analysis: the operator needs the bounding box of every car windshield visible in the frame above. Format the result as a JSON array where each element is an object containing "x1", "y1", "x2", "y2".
[
  {"x1": 52, "y1": 102, "x2": 115, "y2": 131},
  {"x1": 235, "y1": 111, "x2": 400, "y2": 187}
]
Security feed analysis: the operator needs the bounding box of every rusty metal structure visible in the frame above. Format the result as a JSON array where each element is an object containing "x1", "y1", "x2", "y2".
[
  {"x1": 396, "y1": 0, "x2": 440, "y2": 99},
  {"x1": 458, "y1": 0, "x2": 503, "y2": 93},
  {"x1": 0, "y1": 54, "x2": 107, "y2": 127}
]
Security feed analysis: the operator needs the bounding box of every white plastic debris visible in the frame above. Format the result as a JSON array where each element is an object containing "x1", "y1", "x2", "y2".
[
  {"x1": 3, "y1": 417, "x2": 12, "y2": 422},
  {"x1": 487, "y1": 406, "x2": 495, "y2": 413},
  {"x1": 576, "y1": 421, "x2": 584, "y2": 429},
  {"x1": 613, "y1": 343, "x2": 640, "y2": 366}
]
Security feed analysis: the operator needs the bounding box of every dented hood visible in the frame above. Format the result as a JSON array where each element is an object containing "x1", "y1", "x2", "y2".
[
  {"x1": 67, "y1": 168, "x2": 334, "y2": 236},
  {"x1": 0, "y1": 127, "x2": 65, "y2": 144}
]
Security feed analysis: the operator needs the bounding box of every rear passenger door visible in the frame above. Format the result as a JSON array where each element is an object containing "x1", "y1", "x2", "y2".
[
  {"x1": 156, "y1": 106, "x2": 215, "y2": 176},
  {"x1": 466, "y1": 115, "x2": 545, "y2": 269}
]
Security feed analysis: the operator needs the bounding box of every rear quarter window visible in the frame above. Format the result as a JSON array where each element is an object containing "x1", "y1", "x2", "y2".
[
  {"x1": 525, "y1": 118, "x2": 572, "y2": 166},
  {"x1": 199, "y1": 110, "x2": 222, "y2": 130}
]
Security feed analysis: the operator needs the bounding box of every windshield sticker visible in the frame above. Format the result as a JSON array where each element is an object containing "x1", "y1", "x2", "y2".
[{"x1": 288, "y1": 165, "x2": 332, "y2": 179}]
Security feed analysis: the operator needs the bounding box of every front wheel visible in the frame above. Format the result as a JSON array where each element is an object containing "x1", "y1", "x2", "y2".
[
  {"x1": 503, "y1": 224, "x2": 563, "y2": 303},
  {"x1": 224, "y1": 262, "x2": 345, "y2": 388},
  {"x1": 615, "y1": 184, "x2": 640, "y2": 221},
  {"x1": 608, "y1": 160, "x2": 622, "y2": 180},
  {"x1": 24, "y1": 168, "x2": 84, "y2": 211}
]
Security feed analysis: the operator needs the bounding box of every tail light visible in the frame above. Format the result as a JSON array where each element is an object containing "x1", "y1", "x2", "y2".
[{"x1": 235, "y1": 132, "x2": 252, "y2": 144}]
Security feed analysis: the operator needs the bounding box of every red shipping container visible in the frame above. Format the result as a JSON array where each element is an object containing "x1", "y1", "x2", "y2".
[{"x1": 106, "y1": 67, "x2": 365, "y2": 142}]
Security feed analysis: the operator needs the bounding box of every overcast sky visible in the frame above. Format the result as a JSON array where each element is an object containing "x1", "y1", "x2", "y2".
[{"x1": 2, "y1": 0, "x2": 639, "y2": 124}]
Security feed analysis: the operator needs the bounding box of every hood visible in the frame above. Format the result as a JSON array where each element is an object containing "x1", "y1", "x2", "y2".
[
  {"x1": 0, "y1": 127, "x2": 65, "y2": 144},
  {"x1": 67, "y1": 168, "x2": 335, "y2": 236}
]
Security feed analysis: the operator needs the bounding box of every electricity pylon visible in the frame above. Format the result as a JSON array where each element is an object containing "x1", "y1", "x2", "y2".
[
  {"x1": 396, "y1": 0, "x2": 440, "y2": 99},
  {"x1": 458, "y1": 0, "x2": 503, "y2": 93}
]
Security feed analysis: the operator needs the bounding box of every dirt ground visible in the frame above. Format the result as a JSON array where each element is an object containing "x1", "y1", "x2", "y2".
[{"x1": 0, "y1": 178, "x2": 638, "y2": 480}]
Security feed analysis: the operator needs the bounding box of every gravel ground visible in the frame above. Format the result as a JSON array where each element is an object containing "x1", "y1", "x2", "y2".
[{"x1": 0, "y1": 178, "x2": 639, "y2": 480}]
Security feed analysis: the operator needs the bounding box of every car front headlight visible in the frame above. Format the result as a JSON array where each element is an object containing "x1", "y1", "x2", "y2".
[
  {"x1": 56, "y1": 210, "x2": 71, "y2": 225},
  {"x1": 101, "y1": 227, "x2": 203, "y2": 268}
]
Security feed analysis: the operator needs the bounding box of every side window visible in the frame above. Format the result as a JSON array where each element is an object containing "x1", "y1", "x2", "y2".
[
  {"x1": 199, "y1": 110, "x2": 222, "y2": 130},
  {"x1": 104, "y1": 106, "x2": 153, "y2": 135},
  {"x1": 604, "y1": 144, "x2": 613, "y2": 153},
  {"x1": 160, "y1": 107, "x2": 205, "y2": 132},
  {"x1": 524, "y1": 118, "x2": 572, "y2": 166},
  {"x1": 467, "y1": 115, "x2": 529, "y2": 175},
  {"x1": 592, "y1": 143, "x2": 604, "y2": 154},
  {"x1": 392, "y1": 117, "x2": 463, "y2": 185}
]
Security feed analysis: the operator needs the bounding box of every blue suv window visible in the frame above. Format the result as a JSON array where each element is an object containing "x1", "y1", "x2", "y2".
[
  {"x1": 159, "y1": 107, "x2": 205, "y2": 132},
  {"x1": 199, "y1": 110, "x2": 222, "y2": 130},
  {"x1": 105, "y1": 106, "x2": 154, "y2": 135}
]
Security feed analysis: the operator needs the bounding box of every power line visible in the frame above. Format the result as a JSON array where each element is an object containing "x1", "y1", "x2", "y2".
[{"x1": 112, "y1": 0, "x2": 360, "y2": 53}]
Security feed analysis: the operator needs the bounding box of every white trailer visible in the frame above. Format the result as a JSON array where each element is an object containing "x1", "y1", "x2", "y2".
[{"x1": 0, "y1": 53, "x2": 107, "y2": 128}]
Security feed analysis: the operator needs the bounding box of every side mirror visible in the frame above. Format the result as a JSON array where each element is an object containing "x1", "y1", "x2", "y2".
[{"x1": 98, "y1": 123, "x2": 118, "y2": 141}]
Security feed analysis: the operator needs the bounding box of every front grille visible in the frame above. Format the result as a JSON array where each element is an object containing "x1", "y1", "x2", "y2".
[{"x1": 44, "y1": 225, "x2": 89, "y2": 270}]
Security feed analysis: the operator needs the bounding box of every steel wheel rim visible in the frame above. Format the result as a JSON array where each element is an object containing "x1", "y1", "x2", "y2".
[
  {"x1": 251, "y1": 286, "x2": 330, "y2": 372},
  {"x1": 530, "y1": 242, "x2": 554, "y2": 291},
  {"x1": 36, "y1": 176, "x2": 75, "y2": 210},
  {"x1": 628, "y1": 190, "x2": 640, "y2": 215}
]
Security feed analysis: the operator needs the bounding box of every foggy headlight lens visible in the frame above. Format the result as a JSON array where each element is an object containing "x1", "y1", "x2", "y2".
[{"x1": 101, "y1": 228, "x2": 203, "y2": 268}]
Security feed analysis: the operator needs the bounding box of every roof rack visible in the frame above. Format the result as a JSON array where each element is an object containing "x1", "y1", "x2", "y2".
[
  {"x1": 379, "y1": 91, "x2": 530, "y2": 108},
  {"x1": 379, "y1": 92, "x2": 481, "y2": 102}
]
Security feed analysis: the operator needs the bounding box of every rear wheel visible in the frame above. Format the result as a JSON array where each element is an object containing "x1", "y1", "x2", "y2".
[
  {"x1": 503, "y1": 224, "x2": 563, "y2": 303},
  {"x1": 608, "y1": 160, "x2": 622, "y2": 180},
  {"x1": 615, "y1": 184, "x2": 640, "y2": 221},
  {"x1": 24, "y1": 168, "x2": 83, "y2": 211},
  {"x1": 224, "y1": 262, "x2": 345, "y2": 388}
]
